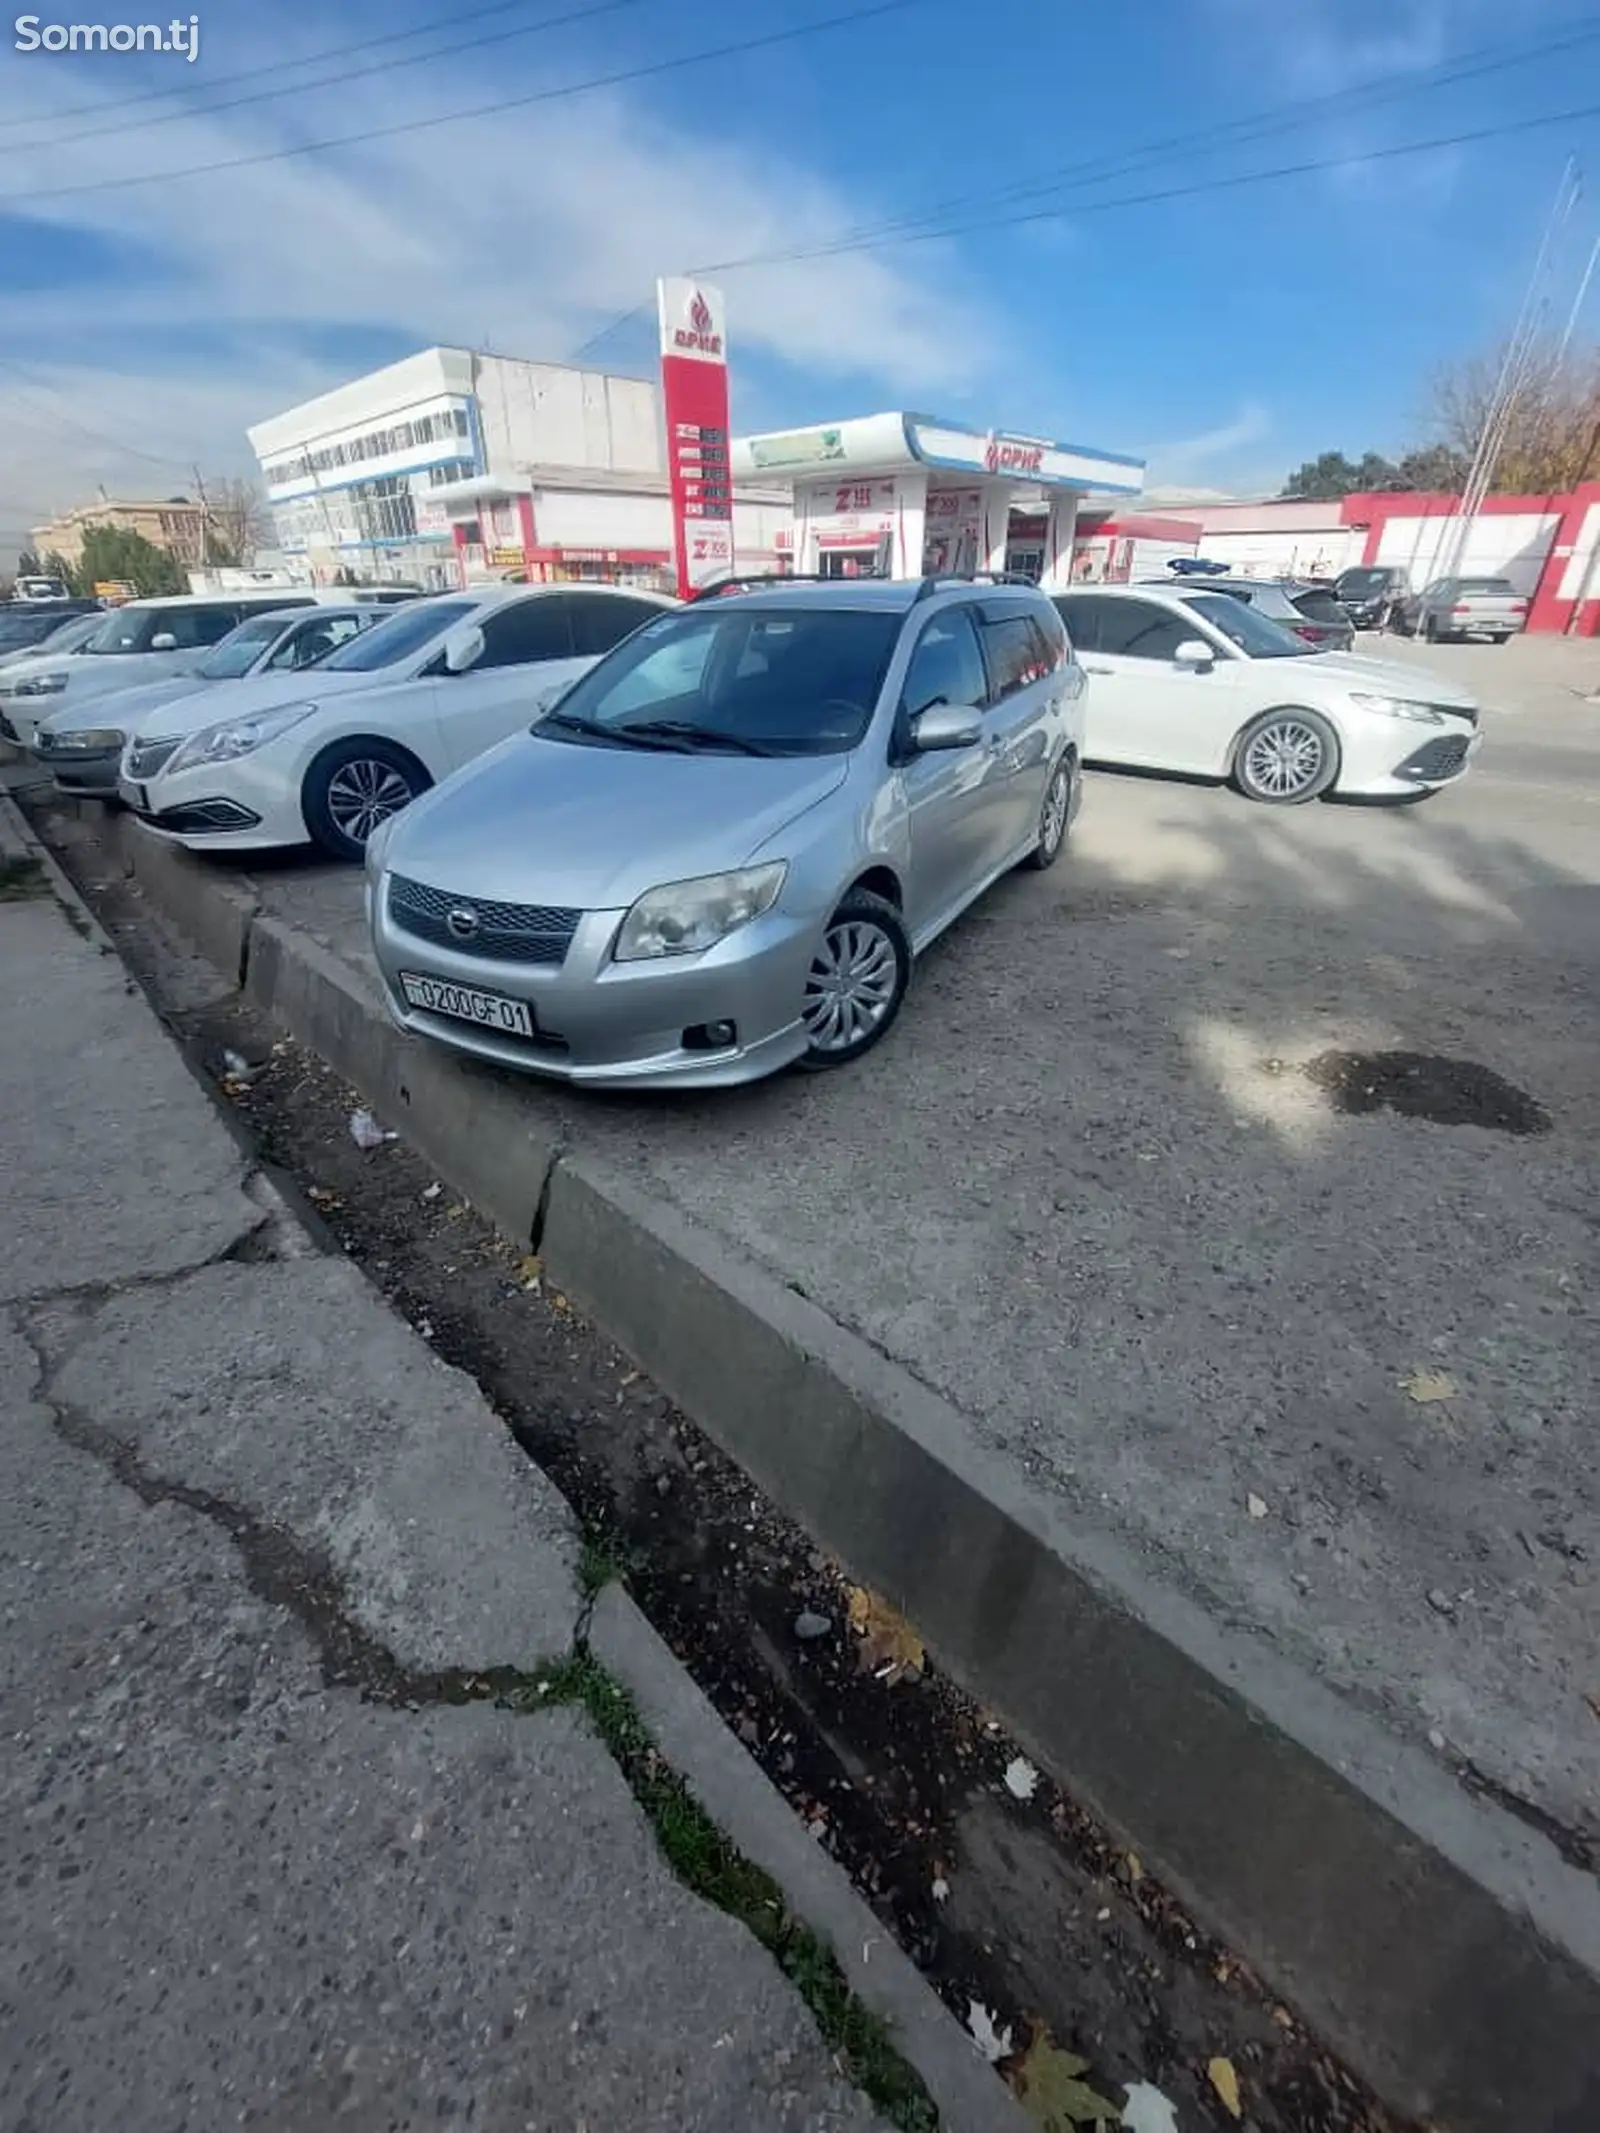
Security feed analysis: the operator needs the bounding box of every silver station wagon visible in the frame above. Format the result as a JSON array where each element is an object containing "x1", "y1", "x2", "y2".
[{"x1": 366, "y1": 574, "x2": 1085, "y2": 1090}]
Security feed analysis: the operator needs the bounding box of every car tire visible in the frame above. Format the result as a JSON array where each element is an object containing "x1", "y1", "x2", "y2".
[
  {"x1": 302, "y1": 737, "x2": 431, "y2": 862},
  {"x1": 797, "y1": 889, "x2": 911, "y2": 1072},
  {"x1": 1232, "y1": 708, "x2": 1340, "y2": 805},
  {"x1": 1020, "y1": 754, "x2": 1075, "y2": 871}
]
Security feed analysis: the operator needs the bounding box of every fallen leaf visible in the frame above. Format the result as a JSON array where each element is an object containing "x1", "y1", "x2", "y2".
[
  {"x1": 1401, "y1": 1368, "x2": 1458, "y2": 1404},
  {"x1": 846, "y1": 1584, "x2": 925, "y2": 1683},
  {"x1": 516, "y1": 1254, "x2": 543, "y2": 1287},
  {"x1": 1011, "y1": 2028, "x2": 1121, "y2": 2127},
  {"x1": 1246, "y1": 1493, "x2": 1268, "y2": 1520},
  {"x1": 1584, "y1": 1691, "x2": 1600, "y2": 1724},
  {"x1": 966, "y1": 2001, "x2": 1013, "y2": 2065},
  {"x1": 931, "y1": 1875, "x2": 950, "y2": 1904},
  {"x1": 1122, "y1": 2082, "x2": 1181, "y2": 2133},
  {"x1": 1004, "y1": 1756, "x2": 1041, "y2": 1801},
  {"x1": 1208, "y1": 2057, "x2": 1242, "y2": 2120},
  {"x1": 1124, "y1": 1851, "x2": 1142, "y2": 1882}
]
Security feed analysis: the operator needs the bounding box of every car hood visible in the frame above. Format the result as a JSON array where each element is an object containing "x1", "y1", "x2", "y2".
[
  {"x1": 37, "y1": 671, "x2": 213, "y2": 737},
  {"x1": 1309, "y1": 650, "x2": 1478, "y2": 711},
  {"x1": 135, "y1": 665, "x2": 378, "y2": 740},
  {"x1": 385, "y1": 733, "x2": 850, "y2": 908}
]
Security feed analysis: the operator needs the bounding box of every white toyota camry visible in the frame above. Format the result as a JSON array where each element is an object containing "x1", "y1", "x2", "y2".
[
  {"x1": 1054, "y1": 584, "x2": 1481, "y2": 802},
  {"x1": 117, "y1": 584, "x2": 675, "y2": 858}
]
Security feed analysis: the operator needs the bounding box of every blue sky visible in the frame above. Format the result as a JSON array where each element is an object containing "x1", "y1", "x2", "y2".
[{"x1": 2, "y1": 0, "x2": 1598, "y2": 552}]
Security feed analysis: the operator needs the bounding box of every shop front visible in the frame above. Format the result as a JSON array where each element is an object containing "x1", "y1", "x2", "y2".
[{"x1": 730, "y1": 412, "x2": 1144, "y2": 586}]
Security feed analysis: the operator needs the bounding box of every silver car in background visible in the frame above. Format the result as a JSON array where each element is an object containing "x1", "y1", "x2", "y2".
[
  {"x1": 367, "y1": 576, "x2": 1084, "y2": 1089},
  {"x1": 1395, "y1": 575, "x2": 1529, "y2": 643}
]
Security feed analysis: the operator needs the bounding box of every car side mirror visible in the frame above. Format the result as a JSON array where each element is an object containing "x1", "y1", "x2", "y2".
[
  {"x1": 442, "y1": 624, "x2": 485, "y2": 675},
  {"x1": 1174, "y1": 639, "x2": 1215, "y2": 670},
  {"x1": 150, "y1": 632, "x2": 178, "y2": 651},
  {"x1": 910, "y1": 701, "x2": 983, "y2": 751}
]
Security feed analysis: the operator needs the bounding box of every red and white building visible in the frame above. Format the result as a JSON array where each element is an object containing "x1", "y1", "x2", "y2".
[{"x1": 1129, "y1": 485, "x2": 1600, "y2": 633}]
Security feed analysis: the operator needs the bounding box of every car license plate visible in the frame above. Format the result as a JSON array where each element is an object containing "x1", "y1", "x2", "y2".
[{"x1": 399, "y1": 971, "x2": 534, "y2": 1037}]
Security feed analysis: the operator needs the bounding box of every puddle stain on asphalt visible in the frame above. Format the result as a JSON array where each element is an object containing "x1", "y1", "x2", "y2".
[{"x1": 1303, "y1": 1050, "x2": 1552, "y2": 1136}]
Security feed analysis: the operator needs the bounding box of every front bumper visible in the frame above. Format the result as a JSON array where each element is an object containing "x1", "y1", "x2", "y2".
[
  {"x1": 370, "y1": 871, "x2": 816, "y2": 1090},
  {"x1": 35, "y1": 742, "x2": 122, "y2": 796},
  {"x1": 1338, "y1": 716, "x2": 1482, "y2": 795},
  {"x1": 116, "y1": 746, "x2": 309, "y2": 851}
]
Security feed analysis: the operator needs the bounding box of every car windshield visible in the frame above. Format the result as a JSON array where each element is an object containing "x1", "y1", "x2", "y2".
[
  {"x1": 0, "y1": 612, "x2": 66, "y2": 650},
  {"x1": 194, "y1": 615, "x2": 285, "y2": 680},
  {"x1": 38, "y1": 614, "x2": 102, "y2": 652},
  {"x1": 1455, "y1": 577, "x2": 1515, "y2": 595},
  {"x1": 539, "y1": 604, "x2": 902, "y2": 756},
  {"x1": 1337, "y1": 569, "x2": 1389, "y2": 597},
  {"x1": 319, "y1": 597, "x2": 472, "y2": 672},
  {"x1": 81, "y1": 608, "x2": 160, "y2": 654},
  {"x1": 1182, "y1": 592, "x2": 1316, "y2": 658}
]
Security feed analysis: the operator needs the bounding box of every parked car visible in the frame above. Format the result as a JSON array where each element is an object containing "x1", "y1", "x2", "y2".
[
  {"x1": 118, "y1": 584, "x2": 676, "y2": 860},
  {"x1": 0, "y1": 607, "x2": 104, "y2": 671},
  {"x1": 35, "y1": 605, "x2": 380, "y2": 799},
  {"x1": 1333, "y1": 564, "x2": 1409, "y2": 630},
  {"x1": 1144, "y1": 575, "x2": 1354, "y2": 651},
  {"x1": 1392, "y1": 576, "x2": 1528, "y2": 643},
  {"x1": 0, "y1": 591, "x2": 335, "y2": 746},
  {"x1": 1055, "y1": 584, "x2": 1480, "y2": 802},
  {"x1": 365, "y1": 577, "x2": 1083, "y2": 1091}
]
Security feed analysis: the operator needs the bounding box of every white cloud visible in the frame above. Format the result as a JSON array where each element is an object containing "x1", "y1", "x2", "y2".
[
  {"x1": 0, "y1": 28, "x2": 1005, "y2": 547},
  {"x1": 1144, "y1": 403, "x2": 1272, "y2": 487}
]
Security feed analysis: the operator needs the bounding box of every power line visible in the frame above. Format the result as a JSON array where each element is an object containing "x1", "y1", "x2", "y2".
[
  {"x1": 690, "y1": 102, "x2": 1600, "y2": 276},
  {"x1": 0, "y1": 0, "x2": 566, "y2": 133},
  {"x1": 0, "y1": 357, "x2": 193, "y2": 471},
  {"x1": 0, "y1": 0, "x2": 658, "y2": 160},
  {"x1": 0, "y1": 0, "x2": 927, "y2": 206},
  {"x1": 798, "y1": 15, "x2": 1600, "y2": 253},
  {"x1": 568, "y1": 17, "x2": 1600, "y2": 361}
]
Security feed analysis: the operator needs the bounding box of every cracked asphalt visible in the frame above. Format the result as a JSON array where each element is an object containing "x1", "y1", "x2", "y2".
[{"x1": 0, "y1": 857, "x2": 884, "y2": 2131}]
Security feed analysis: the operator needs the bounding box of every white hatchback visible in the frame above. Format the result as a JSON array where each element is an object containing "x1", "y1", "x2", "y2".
[
  {"x1": 118, "y1": 584, "x2": 675, "y2": 859},
  {"x1": 1054, "y1": 585, "x2": 1481, "y2": 802}
]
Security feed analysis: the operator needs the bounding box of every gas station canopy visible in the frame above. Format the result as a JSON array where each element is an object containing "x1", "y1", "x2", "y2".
[{"x1": 731, "y1": 411, "x2": 1145, "y2": 586}]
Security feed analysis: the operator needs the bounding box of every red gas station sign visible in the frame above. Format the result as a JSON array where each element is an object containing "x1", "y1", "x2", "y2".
[{"x1": 657, "y1": 277, "x2": 733, "y2": 597}]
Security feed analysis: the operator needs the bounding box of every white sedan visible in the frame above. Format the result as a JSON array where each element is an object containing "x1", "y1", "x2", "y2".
[
  {"x1": 1054, "y1": 585, "x2": 1481, "y2": 801},
  {"x1": 117, "y1": 584, "x2": 675, "y2": 859}
]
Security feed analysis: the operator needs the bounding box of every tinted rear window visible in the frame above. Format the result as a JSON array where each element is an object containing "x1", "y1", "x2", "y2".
[{"x1": 1292, "y1": 590, "x2": 1346, "y2": 622}]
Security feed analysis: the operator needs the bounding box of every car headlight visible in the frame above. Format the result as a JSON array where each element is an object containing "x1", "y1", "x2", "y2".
[
  {"x1": 614, "y1": 863, "x2": 787, "y2": 962},
  {"x1": 364, "y1": 811, "x2": 398, "y2": 881},
  {"x1": 1346, "y1": 691, "x2": 1448, "y2": 726},
  {"x1": 41, "y1": 726, "x2": 124, "y2": 753},
  {"x1": 12, "y1": 672, "x2": 69, "y2": 698},
  {"x1": 165, "y1": 702, "x2": 318, "y2": 776}
]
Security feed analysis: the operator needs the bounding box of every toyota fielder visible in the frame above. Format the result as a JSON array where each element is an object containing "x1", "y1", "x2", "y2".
[{"x1": 367, "y1": 577, "x2": 1084, "y2": 1090}]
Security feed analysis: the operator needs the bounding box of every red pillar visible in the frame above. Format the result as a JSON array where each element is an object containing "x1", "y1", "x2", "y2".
[{"x1": 1527, "y1": 482, "x2": 1600, "y2": 634}]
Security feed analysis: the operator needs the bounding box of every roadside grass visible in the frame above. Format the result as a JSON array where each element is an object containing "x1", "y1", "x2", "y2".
[{"x1": 521, "y1": 1649, "x2": 939, "y2": 2133}]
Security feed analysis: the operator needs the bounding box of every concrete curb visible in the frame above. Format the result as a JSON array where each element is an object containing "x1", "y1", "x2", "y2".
[
  {"x1": 41, "y1": 805, "x2": 1600, "y2": 2133},
  {"x1": 589, "y1": 1584, "x2": 1030, "y2": 2133}
]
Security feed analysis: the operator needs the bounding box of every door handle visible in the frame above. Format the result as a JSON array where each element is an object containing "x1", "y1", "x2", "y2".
[{"x1": 1084, "y1": 663, "x2": 1113, "y2": 675}]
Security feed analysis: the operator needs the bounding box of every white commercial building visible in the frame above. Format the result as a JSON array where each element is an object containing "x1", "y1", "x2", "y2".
[
  {"x1": 731, "y1": 412, "x2": 1144, "y2": 587},
  {"x1": 247, "y1": 347, "x2": 788, "y2": 590}
]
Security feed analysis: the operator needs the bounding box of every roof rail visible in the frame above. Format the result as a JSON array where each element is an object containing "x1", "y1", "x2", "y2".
[
  {"x1": 690, "y1": 571, "x2": 845, "y2": 600},
  {"x1": 911, "y1": 569, "x2": 1038, "y2": 604}
]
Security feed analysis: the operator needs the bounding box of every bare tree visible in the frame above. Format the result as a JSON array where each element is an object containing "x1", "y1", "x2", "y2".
[
  {"x1": 1427, "y1": 338, "x2": 1600, "y2": 494},
  {"x1": 197, "y1": 475, "x2": 269, "y2": 565}
]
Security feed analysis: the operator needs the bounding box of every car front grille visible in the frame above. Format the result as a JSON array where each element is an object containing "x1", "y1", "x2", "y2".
[
  {"x1": 127, "y1": 736, "x2": 180, "y2": 778},
  {"x1": 1397, "y1": 735, "x2": 1472, "y2": 782},
  {"x1": 387, "y1": 873, "x2": 582, "y2": 966}
]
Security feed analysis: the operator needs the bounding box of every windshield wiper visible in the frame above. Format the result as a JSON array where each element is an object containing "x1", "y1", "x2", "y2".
[
  {"x1": 616, "y1": 718, "x2": 780, "y2": 756},
  {"x1": 536, "y1": 709, "x2": 626, "y2": 742}
]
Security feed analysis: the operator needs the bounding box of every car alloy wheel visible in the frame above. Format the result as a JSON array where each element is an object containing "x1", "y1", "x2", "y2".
[
  {"x1": 326, "y1": 757, "x2": 415, "y2": 844},
  {"x1": 1022, "y1": 757, "x2": 1073, "y2": 871},
  {"x1": 798, "y1": 889, "x2": 911, "y2": 1070},
  {"x1": 1234, "y1": 710, "x2": 1337, "y2": 804}
]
